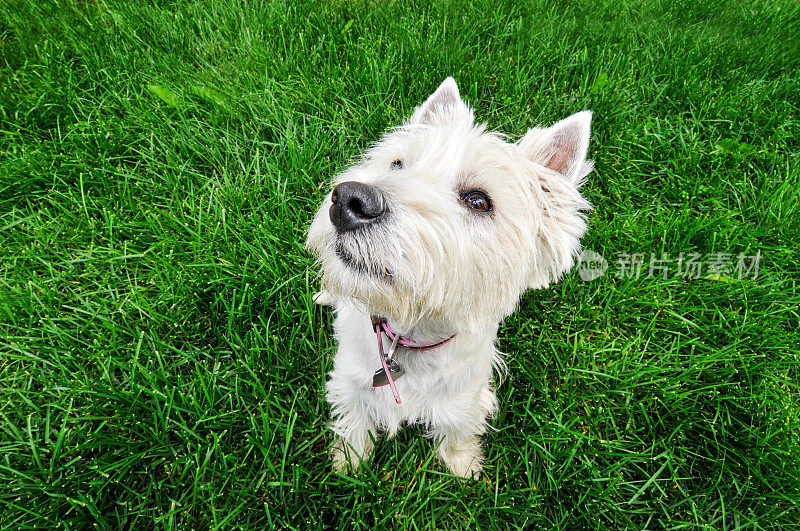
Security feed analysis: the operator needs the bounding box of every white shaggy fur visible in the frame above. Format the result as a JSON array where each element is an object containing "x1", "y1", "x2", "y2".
[{"x1": 306, "y1": 78, "x2": 593, "y2": 478}]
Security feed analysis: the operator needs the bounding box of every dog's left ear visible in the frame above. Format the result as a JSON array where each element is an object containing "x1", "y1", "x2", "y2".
[
  {"x1": 520, "y1": 112, "x2": 594, "y2": 290},
  {"x1": 518, "y1": 111, "x2": 593, "y2": 186},
  {"x1": 411, "y1": 77, "x2": 472, "y2": 125}
]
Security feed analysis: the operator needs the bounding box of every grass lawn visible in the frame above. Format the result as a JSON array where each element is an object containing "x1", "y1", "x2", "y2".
[{"x1": 1, "y1": 0, "x2": 799, "y2": 528}]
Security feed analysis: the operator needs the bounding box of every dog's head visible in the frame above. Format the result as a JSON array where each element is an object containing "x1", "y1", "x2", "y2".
[{"x1": 306, "y1": 78, "x2": 592, "y2": 332}]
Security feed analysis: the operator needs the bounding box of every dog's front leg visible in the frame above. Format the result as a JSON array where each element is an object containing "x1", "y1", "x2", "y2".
[
  {"x1": 327, "y1": 377, "x2": 378, "y2": 472},
  {"x1": 429, "y1": 385, "x2": 497, "y2": 479}
]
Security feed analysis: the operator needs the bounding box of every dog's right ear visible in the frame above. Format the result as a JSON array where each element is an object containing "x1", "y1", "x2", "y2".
[{"x1": 410, "y1": 77, "x2": 472, "y2": 125}]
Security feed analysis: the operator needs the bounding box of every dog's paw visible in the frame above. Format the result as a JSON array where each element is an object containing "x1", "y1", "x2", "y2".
[
  {"x1": 330, "y1": 437, "x2": 357, "y2": 473},
  {"x1": 313, "y1": 290, "x2": 334, "y2": 306},
  {"x1": 438, "y1": 437, "x2": 484, "y2": 479},
  {"x1": 331, "y1": 436, "x2": 374, "y2": 473}
]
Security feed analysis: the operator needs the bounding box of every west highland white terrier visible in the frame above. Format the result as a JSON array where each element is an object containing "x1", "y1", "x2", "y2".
[{"x1": 306, "y1": 78, "x2": 593, "y2": 478}]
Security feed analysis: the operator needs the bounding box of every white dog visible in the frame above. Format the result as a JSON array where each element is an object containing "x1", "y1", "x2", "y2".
[{"x1": 306, "y1": 78, "x2": 593, "y2": 478}]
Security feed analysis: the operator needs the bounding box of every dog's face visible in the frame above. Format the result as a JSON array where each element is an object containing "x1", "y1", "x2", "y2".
[{"x1": 307, "y1": 78, "x2": 593, "y2": 331}]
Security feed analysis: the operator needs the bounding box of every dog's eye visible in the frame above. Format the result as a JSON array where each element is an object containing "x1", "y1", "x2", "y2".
[
  {"x1": 390, "y1": 159, "x2": 403, "y2": 170},
  {"x1": 462, "y1": 190, "x2": 492, "y2": 212}
]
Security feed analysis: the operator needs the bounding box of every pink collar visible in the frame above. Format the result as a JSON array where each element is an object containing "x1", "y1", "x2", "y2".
[
  {"x1": 371, "y1": 316, "x2": 455, "y2": 404},
  {"x1": 371, "y1": 316, "x2": 456, "y2": 351}
]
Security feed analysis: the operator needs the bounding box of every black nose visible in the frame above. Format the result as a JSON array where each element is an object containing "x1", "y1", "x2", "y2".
[{"x1": 329, "y1": 181, "x2": 388, "y2": 233}]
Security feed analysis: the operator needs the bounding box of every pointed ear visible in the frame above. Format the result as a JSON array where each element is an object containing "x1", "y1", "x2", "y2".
[
  {"x1": 519, "y1": 111, "x2": 593, "y2": 184},
  {"x1": 410, "y1": 77, "x2": 470, "y2": 125}
]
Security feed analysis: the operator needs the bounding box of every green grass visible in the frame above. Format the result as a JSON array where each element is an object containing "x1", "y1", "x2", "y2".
[{"x1": 1, "y1": 0, "x2": 799, "y2": 528}]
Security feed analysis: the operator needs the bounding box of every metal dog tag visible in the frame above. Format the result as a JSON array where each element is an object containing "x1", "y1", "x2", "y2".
[{"x1": 372, "y1": 360, "x2": 405, "y2": 387}]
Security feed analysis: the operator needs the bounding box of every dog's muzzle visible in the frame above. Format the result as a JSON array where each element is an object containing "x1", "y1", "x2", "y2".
[{"x1": 329, "y1": 181, "x2": 388, "y2": 233}]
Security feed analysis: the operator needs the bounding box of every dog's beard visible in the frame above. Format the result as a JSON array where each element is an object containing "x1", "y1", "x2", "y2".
[
  {"x1": 321, "y1": 227, "x2": 398, "y2": 299},
  {"x1": 317, "y1": 227, "x2": 431, "y2": 327},
  {"x1": 334, "y1": 238, "x2": 393, "y2": 282}
]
